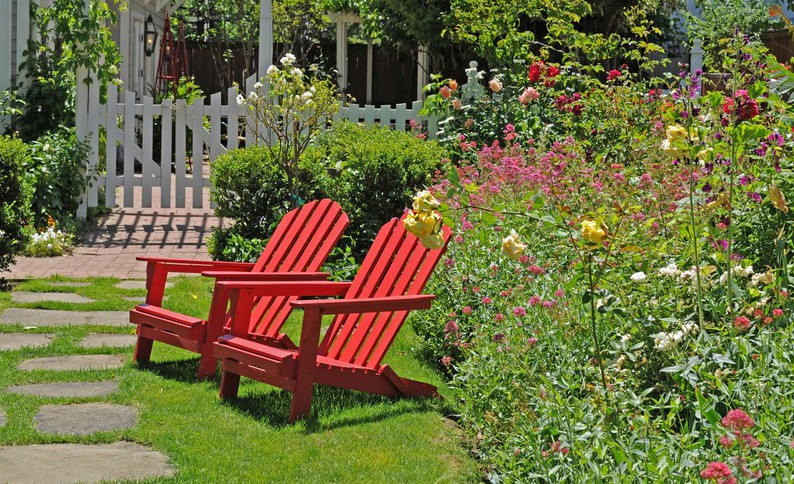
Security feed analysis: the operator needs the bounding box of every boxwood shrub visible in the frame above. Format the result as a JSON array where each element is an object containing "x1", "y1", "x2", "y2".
[{"x1": 0, "y1": 136, "x2": 31, "y2": 279}]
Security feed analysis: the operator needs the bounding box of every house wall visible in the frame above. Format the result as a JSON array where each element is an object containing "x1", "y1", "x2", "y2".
[
  {"x1": 1, "y1": 0, "x2": 31, "y2": 94},
  {"x1": 112, "y1": 0, "x2": 165, "y2": 100}
]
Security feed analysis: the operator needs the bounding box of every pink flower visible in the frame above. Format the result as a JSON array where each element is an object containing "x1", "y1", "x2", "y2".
[
  {"x1": 554, "y1": 289, "x2": 565, "y2": 298},
  {"x1": 481, "y1": 296, "x2": 492, "y2": 304},
  {"x1": 513, "y1": 307, "x2": 527, "y2": 316},
  {"x1": 441, "y1": 356, "x2": 452, "y2": 367},
  {"x1": 527, "y1": 337, "x2": 538, "y2": 345},
  {"x1": 462, "y1": 306, "x2": 472, "y2": 315},
  {"x1": 519, "y1": 87, "x2": 540, "y2": 105},
  {"x1": 700, "y1": 462, "x2": 734, "y2": 483},
  {"x1": 607, "y1": 69, "x2": 622, "y2": 81},
  {"x1": 528, "y1": 264, "x2": 545, "y2": 275},
  {"x1": 439, "y1": 86, "x2": 451, "y2": 98},
  {"x1": 528, "y1": 296, "x2": 541, "y2": 306},
  {"x1": 452, "y1": 98, "x2": 462, "y2": 110},
  {"x1": 722, "y1": 409, "x2": 755, "y2": 432},
  {"x1": 494, "y1": 313, "x2": 505, "y2": 322},
  {"x1": 773, "y1": 308, "x2": 783, "y2": 318},
  {"x1": 444, "y1": 320, "x2": 459, "y2": 334},
  {"x1": 733, "y1": 316, "x2": 751, "y2": 331},
  {"x1": 719, "y1": 436, "x2": 734, "y2": 448}
]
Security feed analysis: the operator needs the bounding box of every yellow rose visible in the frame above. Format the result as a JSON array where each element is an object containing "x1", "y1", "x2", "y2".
[
  {"x1": 412, "y1": 190, "x2": 441, "y2": 212},
  {"x1": 420, "y1": 232, "x2": 446, "y2": 250},
  {"x1": 581, "y1": 220, "x2": 607, "y2": 244},
  {"x1": 502, "y1": 230, "x2": 527, "y2": 260},
  {"x1": 661, "y1": 125, "x2": 699, "y2": 159},
  {"x1": 665, "y1": 125, "x2": 688, "y2": 142},
  {"x1": 769, "y1": 185, "x2": 789, "y2": 213},
  {"x1": 403, "y1": 210, "x2": 441, "y2": 238}
]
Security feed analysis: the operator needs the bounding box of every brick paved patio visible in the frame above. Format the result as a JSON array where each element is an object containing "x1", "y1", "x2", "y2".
[{"x1": 8, "y1": 182, "x2": 224, "y2": 280}]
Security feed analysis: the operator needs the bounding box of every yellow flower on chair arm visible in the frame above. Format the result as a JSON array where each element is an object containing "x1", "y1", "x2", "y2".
[
  {"x1": 412, "y1": 190, "x2": 442, "y2": 212},
  {"x1": 404, "y1": 210, "x2": 442, "y2": 238},
  {"x1": 581, "y1": 219, "x2": 607, "y2": 244}
]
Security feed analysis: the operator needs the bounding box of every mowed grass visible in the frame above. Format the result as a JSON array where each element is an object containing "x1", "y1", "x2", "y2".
[{"x1": 0, "y1": 276, "x2": 477, "y2": 483}]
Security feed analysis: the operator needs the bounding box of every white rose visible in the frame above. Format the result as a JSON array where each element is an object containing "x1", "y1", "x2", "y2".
[{"x1": 630, "y1": 272, "x2": 647, "y2": 283}]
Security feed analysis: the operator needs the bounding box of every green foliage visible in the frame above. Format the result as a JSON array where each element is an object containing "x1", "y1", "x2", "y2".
[
  {"x1": 208, "y1": 145, "x2": 324, "y2": 259},
  {"x1": 24, "y1": 127, "x2": 90, "y2": 231},
  {"x1": 305, "y1": 121, "x2": 447, "y2": 257},
  {"x1": 0, "y1": 136, "x2": 31, "y2": 277},
  {"x1": 685, "y1": 0, "x2": 785, "y2": 71},
  {"x1": 24, "y1": 224, "x2": 74, "y2": 257},
  {"x1": 6, "y1": 0, "x2": 120, "y2": 140}
]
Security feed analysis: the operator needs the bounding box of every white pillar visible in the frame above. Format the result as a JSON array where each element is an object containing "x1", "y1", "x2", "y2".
[
  {"x1": 76, "y1": 0, "x2": 91, "y2": 220},
  {"x1": 336, "y1": 18, "x2": 348, "y2": 92},
  {"x1": 366, "y1": 38, "x2": 373, "y2": 104},
  {"x1": 258, "y1": 0, "x2": 273, "y2": 78},
  {"x1": 416, "y1": 45, "x2": 429, "y2": 100}
]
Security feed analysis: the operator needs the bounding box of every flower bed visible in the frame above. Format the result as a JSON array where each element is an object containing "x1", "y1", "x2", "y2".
[{"x1": 415, "y1": 33, "x2": 794, "y2": 481}]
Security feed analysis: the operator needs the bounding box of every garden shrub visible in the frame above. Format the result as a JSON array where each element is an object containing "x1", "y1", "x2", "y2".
[
  {"x1": 25, "y1": 127, "x2": 90, "y2": 232},
  {"x1": 0, "y1": 136, "x2": 31, "y2": 278},
  {"x1": 305, "y1": 121, "x2": 448, "y2": 258},
  {"x1": 209, "y1": 145, "x2": 324, "y2": 258}
]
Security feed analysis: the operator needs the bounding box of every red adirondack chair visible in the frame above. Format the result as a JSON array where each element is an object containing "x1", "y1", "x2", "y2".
[
  {"x1": 213, "y1": 216, "x2": 452, "y2": 422},
  {"x1": 130, "y1": 198, "x2": 349, "y2": 378}
]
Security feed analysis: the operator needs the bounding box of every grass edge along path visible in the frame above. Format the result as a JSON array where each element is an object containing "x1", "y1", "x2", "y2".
[{"x1": 0, "y1": 276, "x2": 477, "y2": 483}]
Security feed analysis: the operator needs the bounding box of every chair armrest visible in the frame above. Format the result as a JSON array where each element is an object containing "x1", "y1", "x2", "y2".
[
  {"x1": 202, "y1": 271, "x2": 331, "y2": 281},
  {"x1": 222, "y1": 281, "x2": 352, "y2": 337},
  {"x1": 216, "y1": 280, "x2": 351, "y2": 297},
  {"x1": 291, "y1": 294, "x2": 435, "y2": 314},
  {"x1": 140, "y1": 258, "x2": 255, "y2": 306}
]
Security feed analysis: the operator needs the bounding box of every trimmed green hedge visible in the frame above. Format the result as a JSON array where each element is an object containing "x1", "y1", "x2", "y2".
[
  {"x1": 0, "y1": 136, "x2": 31, "y2": 277},
  {"x1": 307, "y1": 121, "x2": 448, "y2": 257}
]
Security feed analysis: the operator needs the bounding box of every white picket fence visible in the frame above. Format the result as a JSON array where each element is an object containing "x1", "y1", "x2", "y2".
[{"x1": 77, "y1": 74, "x2": 439, "y2": 213}]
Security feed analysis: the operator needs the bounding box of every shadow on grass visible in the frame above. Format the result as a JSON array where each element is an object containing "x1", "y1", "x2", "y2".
[
  {"x1": 135, "y1": 357, "x2": 218, "y2": 384},
  {"x1": 221, "y1": 385, "x2": 436, "y2": 432}
]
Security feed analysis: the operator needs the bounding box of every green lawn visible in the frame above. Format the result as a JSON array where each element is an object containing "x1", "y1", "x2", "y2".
[{"x1": 0, "y1": 276, "x2": 477, "y2": 483}]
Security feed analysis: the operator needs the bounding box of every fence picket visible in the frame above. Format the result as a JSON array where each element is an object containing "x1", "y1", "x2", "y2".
[
  {"x1": 123, "y1": 90, "x2": 136, "y2": 207},
  {"x1": 174, "y1": 99, "x2": 187, "y2": 208},
  {"x1": 210, "y1": 92, "x2": 222, "y2": 162},
  {"x1": 363, "y1": 104, "x2": 375, "y2": 125},
  {"x1": 142, "y1": 95, "x2": 154, "y2": 208},
  {"x1": 191, "y1": 98, "x2": 205, "y2": 208},
  {"x1": 394, "y1": 103, "x2": 407, "y2": 131},
  {"x1": 105, "y1": 83, "x2": 118, "y2": 207},
  {"x1": 160, "y1": 99, "x2": 173, "y2": 208},
  {"x1": 227, "y1": 86, "x2": 239, "y2": 150}
]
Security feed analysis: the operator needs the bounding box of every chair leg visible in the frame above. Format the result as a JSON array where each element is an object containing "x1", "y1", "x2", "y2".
[
  {"x1": 133, "y1": 336, "x2": 154, "y2": 363},
  {"x1": 289, "y1": 379, "x2": 315, "y2": 423},
  {"x1": 196, "y1": 351, "x2": 217, "y2": 379},
  {"x1": 219, "y1": 370, "x2": 241, "y2": 399}
]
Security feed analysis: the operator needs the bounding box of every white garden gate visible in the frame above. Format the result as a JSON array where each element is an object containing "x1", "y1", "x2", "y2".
[{"x1": 76, "y1": 74, "x2": 440, "y2": 215}]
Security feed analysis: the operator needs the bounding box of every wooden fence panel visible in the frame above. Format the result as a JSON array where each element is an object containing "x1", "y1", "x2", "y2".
[{"x1": 160, "y1": 99, "x2": 173, "y2": 208}]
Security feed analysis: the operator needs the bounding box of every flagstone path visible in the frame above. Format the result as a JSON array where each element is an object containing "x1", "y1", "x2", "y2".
[{"x1": 1, "y1": 289, "x2": 176, "y2": 483}]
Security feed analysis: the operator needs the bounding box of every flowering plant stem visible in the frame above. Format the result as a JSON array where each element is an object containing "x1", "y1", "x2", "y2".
[
  {"x1": 585, "y1": 252, "x2": 612, "y2": 417},
  {"x1": 688, "y1": 163, "x2": 706, "y2": 330}
]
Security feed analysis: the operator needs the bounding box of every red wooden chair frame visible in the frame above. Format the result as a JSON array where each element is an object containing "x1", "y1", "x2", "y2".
[
  {"x1": 129, "y1": 199, "x2": 349, "y2": 378},
  {"x1": 213, "y1": 216, "x2": 451, "y2": 422}
]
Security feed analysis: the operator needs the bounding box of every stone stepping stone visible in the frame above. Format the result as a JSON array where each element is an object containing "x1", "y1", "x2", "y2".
[
  {"x1": 8, "y1": 381, "x2": 119, "y2": 398},
  {"x1": 0, "y1": 333, "x2": 54, "y2": 351},
  {"x1": 11, "y1": 292, "x2": 95, "y2": 304},
  {"x1": 116, "y1": 280, "x2": 172, "y2": 290},
  {"x1": 18, "y1": 355, "x2": 124, "y2": 371},
  {"x1": 0, "y1": 442, "x2": 175, "y2": 483},
  {"x1": 0, "y1": 308, "x2": 130, "y2": 327},
  {"x1": 79, "y1": 334, "x2": 137, "y2": 349},
  {"x1": 49, "y1": 282, "x2": 90, "y2": 288},
  {"x1": 34, "y1": 403, "x2": 137, "y2": 435}
]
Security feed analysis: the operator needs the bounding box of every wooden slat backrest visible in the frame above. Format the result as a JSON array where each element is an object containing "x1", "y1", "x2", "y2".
[
  {"x1": 319, "y1": 217, "x2": 451, "y2": 368},
  {"x1": 229, "y1": 199, "x2": 349, "y2": 336}
]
